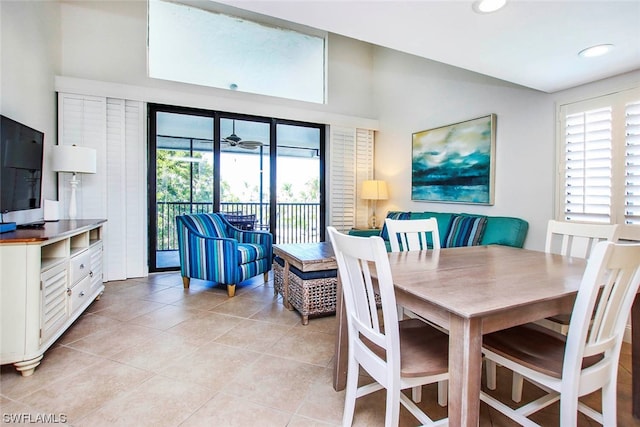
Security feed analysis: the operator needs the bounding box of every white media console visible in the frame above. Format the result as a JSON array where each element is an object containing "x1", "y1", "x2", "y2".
[{"x1": 0, "y1": 219, "x2": 106, "y2": 376}]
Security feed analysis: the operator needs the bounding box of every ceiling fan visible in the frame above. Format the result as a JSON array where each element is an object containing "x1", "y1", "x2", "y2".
[{"x1": 221, "y1": 120, "x2": 264, "y2": 150}]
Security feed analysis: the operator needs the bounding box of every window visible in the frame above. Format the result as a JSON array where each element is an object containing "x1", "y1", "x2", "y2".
[
  {"x1": 148, "y1": 0, "x2": 326, "y2": 103},
  {"x1": 557, "y1": 87, "x2": 640, "y2": 230}
]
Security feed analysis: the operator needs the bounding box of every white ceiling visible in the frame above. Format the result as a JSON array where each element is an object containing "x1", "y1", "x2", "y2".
[{"x1": 216, "y1": 0, "x2": 640, "y2": 93}]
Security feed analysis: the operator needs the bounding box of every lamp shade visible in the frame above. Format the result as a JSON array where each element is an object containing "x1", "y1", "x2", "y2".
[
  {"x1": 361, "y1": 180, "x2": 388, "y2": 200},
  {"x1": 51, "y1": 145, "x2": 97, "y2": 174}
]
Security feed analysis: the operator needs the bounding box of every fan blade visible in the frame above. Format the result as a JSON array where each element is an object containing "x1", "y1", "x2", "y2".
[{"x1": 238, "y1": 140, "x2": 264, "y2": 149}]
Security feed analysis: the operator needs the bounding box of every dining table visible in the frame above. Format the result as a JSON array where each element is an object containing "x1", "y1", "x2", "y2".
[{"x1": 332, "y1": 245, "x2": 595, "y2": 426}]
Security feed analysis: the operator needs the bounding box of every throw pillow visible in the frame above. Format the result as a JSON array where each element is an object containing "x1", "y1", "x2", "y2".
[
  {"x1": 444, "y1": 214, "x2": 488, "y2": 248},
  {"x1": 380, "y1": 211, "x2": 411, "y2": 241}
]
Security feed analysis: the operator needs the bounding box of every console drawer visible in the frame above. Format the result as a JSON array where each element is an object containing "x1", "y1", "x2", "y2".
[
  {"x1": 69, "y1": 251, "x2": 91, "y2": 285},
  {"x1": 68, "y1": 275, "x2": 92, "y2": 314}
]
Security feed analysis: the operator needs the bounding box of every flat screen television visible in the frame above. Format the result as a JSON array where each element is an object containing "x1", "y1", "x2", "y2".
[{"x1": 0, "y1": 115, "x2": 44, "y2": 215}]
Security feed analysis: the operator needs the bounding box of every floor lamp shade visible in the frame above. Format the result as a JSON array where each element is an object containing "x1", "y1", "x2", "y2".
[
  {"x1": 51, "y1": 145, "x2": 97, "y2": 219},
  {"x1": 361, "y1": 180, "x2": 388, "y2": 229}
]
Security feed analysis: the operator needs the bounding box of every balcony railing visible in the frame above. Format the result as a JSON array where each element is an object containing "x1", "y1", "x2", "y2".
[{"x1": 156, "y1": 201, "x2": 320, "y2": 251}]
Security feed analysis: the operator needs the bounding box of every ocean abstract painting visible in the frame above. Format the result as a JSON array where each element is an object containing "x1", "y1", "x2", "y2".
[{"x1": 412, "y1": 114, "x2": 496, "y2": 205}]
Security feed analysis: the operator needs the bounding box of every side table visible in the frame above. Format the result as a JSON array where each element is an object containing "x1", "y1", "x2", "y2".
[{"x1": 272, "y1": 242, "x2": 338, "y2": 325}]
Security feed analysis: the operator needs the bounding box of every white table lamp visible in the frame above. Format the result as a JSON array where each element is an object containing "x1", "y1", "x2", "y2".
[
  {"x1": 361, "y1": 180, "x2": 388, "y2": 229},
  {"x1": 51, "y1": 145, "x2": 97, "y2": 219}
]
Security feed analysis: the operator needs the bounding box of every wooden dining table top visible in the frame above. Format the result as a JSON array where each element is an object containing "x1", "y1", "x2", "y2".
[{"x1": 384, "y1": 245, "x2": 587, "y2": 321}]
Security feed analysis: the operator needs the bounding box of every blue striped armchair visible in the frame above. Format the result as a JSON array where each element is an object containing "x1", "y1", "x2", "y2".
[{"x1": 176, "y1": 213, "x2": 273, "y2": 297}]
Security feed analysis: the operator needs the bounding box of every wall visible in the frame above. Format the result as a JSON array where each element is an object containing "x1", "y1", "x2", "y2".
[
  {"x1": 58, "y1": 1, "x2": 376, "y2": 122},
  {"x1": 372, "y1": 47, "x2": 554, "y2": 249},
  {"x1": 0, "y1": 1, "x2": 60, "y2": 225},
  {"x1": 4, "y1": 1, "x2": 638, "y2": 251}
]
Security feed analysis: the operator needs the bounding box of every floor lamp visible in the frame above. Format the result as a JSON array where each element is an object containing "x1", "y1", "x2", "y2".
[
  {"x1": 361, "y1": 180, "x2": 388, "y2": 229},
  {"x1": 51, "y1": 145, "x2": 97, "y2": 220}
]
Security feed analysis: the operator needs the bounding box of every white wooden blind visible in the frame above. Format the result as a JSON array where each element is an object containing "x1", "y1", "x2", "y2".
[
  {"x1": 557, "y1": 87, "x2": 640, "y2": 232},
  {"x1": 328, "y1": 127, "x2": 374, "y2": 231},
  {"x1": 625, "y1": 101, "x2": 640, "y2": 225},
  {"x1": 563, "y1": 107, "x2": 613, "y2": 223},
  {"x1": 355, "y1": 129, "x2": 374, "y2": 227},
  {"x1": 59, "y1": 93, "x2": 146, "y2": 281},
  {"x1": 124, "y1": 100, "x2": 147, "y2": 278},
  {"x1": 58, "y1": 94, "x2": 107, "y2": 221}
]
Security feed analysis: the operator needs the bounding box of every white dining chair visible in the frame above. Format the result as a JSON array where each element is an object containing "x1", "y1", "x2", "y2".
[
  {"x1": 541, "y1": 220, "x2": 620, "y2": 332},
  {"x1": 385, "y1": 217, "x2": 441, "y2": 253},
  {"x1": 384, "y1": 217, "x2": 448, "y2": 405},
  {"x1": 480, "y1": 241, "x2": 640, "y2": 426},
  {"x1": 485, "y1": 220, "x2": 621, "y2": 398},
  {"x1": 327, "y1": 226, "x2": 449, "y2": 427}
]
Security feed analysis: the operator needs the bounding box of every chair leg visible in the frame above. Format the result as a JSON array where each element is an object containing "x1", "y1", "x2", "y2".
[
  {"x1": 437, "y1": 380, "x2": 448, "y2": 406},
  {"x1": 411, "y1": 385, "x2": 422, "y2": 403},
  {"x1": 263, "y1": 271, "x2": 269, "y2": 282},
  {"x1": 342, "y1": 357, "x2": 359, "y2": 427},
  {"x1": 227, "y1": 284, "x2": 236, "y2": 297},
  {"x1": 601, "y1": 378, "x2": 617, "y2": 426},
  {"x1": 512, "y1": 372, "x2": 524, "y2": 403},
  {"x1": 486, "y1": 359, "x2": 497, "y2": 390},
  {"x1": 385, "y1": 382, "x2": 401, "y2": 427},
  {"x1": 182, "y1": 276, "x2": 190, "y2": 289}
]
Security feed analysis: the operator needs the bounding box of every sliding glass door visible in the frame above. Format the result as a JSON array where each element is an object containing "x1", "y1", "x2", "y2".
[
  {"x1": 148, "y1": 105, "x2": 325, "y2": 272},
  {"x1": 149, "y1": 106, "x2": 215, "y2": 270}
]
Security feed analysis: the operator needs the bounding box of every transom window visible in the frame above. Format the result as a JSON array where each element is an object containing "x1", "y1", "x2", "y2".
[{"x1": 147, "y1": 0, "x2": 326, "y2": 103}]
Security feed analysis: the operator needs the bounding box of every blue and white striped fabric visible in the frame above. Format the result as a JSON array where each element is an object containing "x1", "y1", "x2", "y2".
[
  {"x1": 443, "y1": 214, "x2": 487, "y2": 248},
  {"x1": 176, "y1": 213, "x2": 273, "y2": 286}
]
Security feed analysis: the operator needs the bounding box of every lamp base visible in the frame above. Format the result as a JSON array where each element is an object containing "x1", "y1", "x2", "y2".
[
  {"x1": 68, "y1": 173, "x2": 79, "y2": 220},
  {"x1": 369, "y1": 214, "x2": 379, "y2": 229}
]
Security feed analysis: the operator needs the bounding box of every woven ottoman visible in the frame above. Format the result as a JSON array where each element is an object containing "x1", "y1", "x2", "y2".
[{"x1": 272, "y1": 243, "x2": 338, "y2": 325}]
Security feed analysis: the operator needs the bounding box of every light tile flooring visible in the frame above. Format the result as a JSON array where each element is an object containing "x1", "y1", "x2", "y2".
[{"x1": 1, "y1": 272, "x2": 639, "y2": 426}]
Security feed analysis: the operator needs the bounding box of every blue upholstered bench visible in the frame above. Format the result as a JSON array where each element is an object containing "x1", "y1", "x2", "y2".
[{"x1": 350, "y1": 211, "x2": 529, "y2": 251}]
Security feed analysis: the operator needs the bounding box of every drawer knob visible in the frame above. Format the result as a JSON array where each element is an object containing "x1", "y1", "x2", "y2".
[
  {"x1": 66, "y1": 288, "x2": 72, "y2": 296},
  {"x1": 79, "y1": 291, "x2": 85, "y2": 297},
  {"x1": 90, "y1": 271, "x2": 94, "y2": 278},
  {"x1": 79, "y1": 264, "x2": 85, "y2": 270}
]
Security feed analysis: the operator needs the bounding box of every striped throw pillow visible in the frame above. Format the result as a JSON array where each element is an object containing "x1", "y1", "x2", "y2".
[
  {"x1": 444, "y1": 215, "x2": 488, "y2": 248},
  {"x1": 380, "y1": 211, "x2": 411, "y2": 241}
]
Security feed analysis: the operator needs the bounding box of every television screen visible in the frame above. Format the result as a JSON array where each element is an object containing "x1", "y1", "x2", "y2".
[{"x1": 0, "y1": 115, "x2": 44, "y2": 214}]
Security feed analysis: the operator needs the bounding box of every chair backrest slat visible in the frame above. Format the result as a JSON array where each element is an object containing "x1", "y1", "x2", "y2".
[
  {"x1": 385, "y1": 218, "x2": 440, "y2": 252},
  {"x1": 545, "y1": 220, "x2": 620, "y2": 259}
]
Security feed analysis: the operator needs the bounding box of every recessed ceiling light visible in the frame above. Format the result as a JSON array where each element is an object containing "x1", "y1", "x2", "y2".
[
  {"x1": 473, "y1": 0, "x2": 507, "y2": 14},
  {"x1": 578, "y1": 44, "x2": 614, "y2": 58}
]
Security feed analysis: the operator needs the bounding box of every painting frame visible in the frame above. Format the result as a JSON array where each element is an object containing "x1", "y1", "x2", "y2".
[{"x1": 411, "y1": 114, "x2": 496, "y2": 205}]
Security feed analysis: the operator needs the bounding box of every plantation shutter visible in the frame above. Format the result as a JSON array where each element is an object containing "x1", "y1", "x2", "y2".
[
  {"x1": 59, "y1": 93, "x2": 146, "y2": 280},
  {"x1": 329, "y1": 127, "x2": 374, "y2": 231},
  {"x1": 562, "y1": 107, "x2": 613, "y2": 223},
  {"x1": 625, "y1": 101, "x2": 640, "y2": 225},
  {"x1": 105, "y1": 99, "x2": 147, "y2": 279},
  {"x1": 58, "y1": 93, "x2": 107, "y2": 221},
  {"x1": 355, "y1": 129, "x2": 375, "y2": 227},
  {"x1": 557, "y1": 87, "x2": 640, "y2": 235}
]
